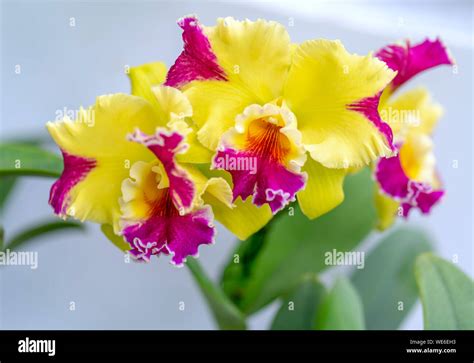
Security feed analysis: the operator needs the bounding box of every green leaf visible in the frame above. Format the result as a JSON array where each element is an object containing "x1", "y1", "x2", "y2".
[
  {"x1": 351, "y1": 228, "x2": 433, "y2": 329},
  {"x1": 101, "y1": 224, "x2": 130, "y2": 252},
  {"x1": 0, "y1": 176, "x2": 18, "y2": 212},
  {"x1": 186, "y1": 257, "x2": 246, "y2": 330},
  {"x1": 0, "y1": 143, "x2": 62, "y2": 177},
  {"x1": 3, "y1": 220, "x2": 84, "y2": 252},
  {"x1": 415, "y1": 253, "x2": 474, "y2": 330},
  {"x1": 271, "y1": 275, "x2": 326, "y2": 330},
  {"x1": 220, "y1": 227, "x2": 268, "y2": 306},
  {"x1": 239, "y1": 168, "x2": 376, "y2": 314},
  {"x1": 314, "y1": 277, "x2": 365, "y2": 330}
]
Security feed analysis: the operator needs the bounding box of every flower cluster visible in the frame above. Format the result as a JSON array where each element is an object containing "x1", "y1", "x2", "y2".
[{"x1": 46, "y1": 16, "x2": 453, "y2": 265}]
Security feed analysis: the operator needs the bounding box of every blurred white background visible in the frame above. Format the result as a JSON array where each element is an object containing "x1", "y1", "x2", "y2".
[{"x1": 1, "y1": 0, "x2": 472, "y2": 329}]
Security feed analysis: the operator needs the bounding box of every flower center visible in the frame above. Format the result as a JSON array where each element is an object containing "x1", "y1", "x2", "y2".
[{"x1": 245, "y1": 118, "x2": 291, "y2": 164}]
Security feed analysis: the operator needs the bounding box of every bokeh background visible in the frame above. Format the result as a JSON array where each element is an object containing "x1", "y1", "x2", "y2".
[{"x1": 1, "y1": 0, "x2": 472, "y2": 329}]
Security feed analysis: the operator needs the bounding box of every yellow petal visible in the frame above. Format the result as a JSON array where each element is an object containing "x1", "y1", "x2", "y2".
[
  {"x1": 399, "y1": 132, "x2": 437, "y2": 185},
  {"x1": 381, "y1": 87, "x2": 443, "y2": 139},
  {"x1": 283, "y1": 40, "x2": 396, "y2": 168},
  {"x1": 205, "y1": 194, "x2": 273, "y2": 240},
  {"x1": 374, "y1": 188, "x2": 399, "y2": 231},
  {"x1": 185, "y1": 80, "x2": 257, "y2": 150},
  {"x1": 128, "y1": 62, "x2": 167, "y2": 114},
  {"x1": 47, "y1": 94, "x2": 158, "y2": 226},
  {"x1": 297, "y1": 156, "x2": 346, "y2": 219},
  {"x1": 195, "y1": 166, "x2": 273, "y2": 239},
  {"x1": 151, "y1": 85, "x2": 193, "y2": 124},
  {"x1": 205, "y1": 17, "x2": 291, "y2": 102}
]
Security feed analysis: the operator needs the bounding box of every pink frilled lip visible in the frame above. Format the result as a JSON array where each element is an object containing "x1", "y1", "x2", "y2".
[
  {"x1": 375, "y1": 149, "x2": 445, "y2": 218},
  {"x1": 375, "y1": 38, "x2": 454, "y2": 92},
  {"x1": 122, "y1": 128, "x2": 215, "y2": 266},
  {"x1": 165, "y1": 15, "x2": 227, "y2": 88},
  {"x1": 123, "y1": 205, "x2": 215, "y2": 266},
  {"x1": 49, "y1": 150, "x2": 96, "y2": 216},
  {"x1": 213, "y1": 147, "x2": 306, "y2": 214},
  {"x1": 346, "y1": 91, "x2": 395, "y2": 151},
  {"x1": 127, "y1": 128, "x2": 194, "y2": 211}
]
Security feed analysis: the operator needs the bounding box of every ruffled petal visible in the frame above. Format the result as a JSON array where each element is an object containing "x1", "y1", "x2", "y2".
[
  {"x1": 46, "y1": 94, "x2": 159, "y2": 225},
  {"x1": 129, "y1": 62, "x2": 168, "y2": 116},
  {"x1": 213, "y1": 103, "x2": 307, "y2": 213},
  {"x1": 375, "y1": 138, "x2": 444, "y2": 218},
  {"x1": 297, "y1": 157, "x2": 346, "y2": 219},
  {"x1": 283, "y1": 40, "x2": 396, "y2": 168},
  {"x1": 203, "y1": 17, "x2": 291, "y2": 102},
  {"x1": 119, "y1": 159, "x2": 214, "y2": 266},
  {"x1": 127, "y1": 128, "x2": 194, "y2": 211},
  {"x1": 150, "y1": 86, "x2": 213, "y2": 163},
  {"x1": 165, "y1": 16, "x2": 227, "y2": 88},
  {"x1": 172, "y1": 16, "x2": 292, "y2": 150},
  {"x1": 375, "y1": 38, "x2": 453, "y2": 92}
]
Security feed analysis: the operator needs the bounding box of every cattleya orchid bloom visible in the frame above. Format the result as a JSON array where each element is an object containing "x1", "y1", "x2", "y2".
[
  {"x1": 166, "y1": 16, "x2": 397, "y2": 217},
  {"x1": 46, "y1": 64, "x2": 272, "y2": 265},
  {"x1": 373, "y1": 38, "x2": 453, "y2": 229}
]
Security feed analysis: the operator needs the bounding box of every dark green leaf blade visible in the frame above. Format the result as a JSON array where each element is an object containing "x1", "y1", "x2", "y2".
[
  {"x1": 239, "y1": 168, "x2": 376, "y2": 314},
  {"x1": 351, "y1": 228, "x2": 433, "y2": 329},
  {"x1": 415, "y1": 253, "x2": 474, "y2": 330},
  {"x1": 0, "y1": 143, "x2": 62, "y2": 177},
  {"x1": 271, "y1": 275, "x2": 326, "y2": 330},
  {"x1": 4, "y1": 220, "x2": 84, "y2": 251},
  {"x1": 186, "y1": 257, "x2": 246, "y2": 330},
  {"x1": 314, "y1": 277, "x2": 365, "y2": 330}
]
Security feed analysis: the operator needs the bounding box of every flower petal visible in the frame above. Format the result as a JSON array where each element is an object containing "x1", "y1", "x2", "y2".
[
  {"x1": 129, "y1": 62, "x2": 168, "y2": 115},
  {"x1": 119, "y1": 159, "x2": 214, "y2": 266},
  {"x1": 376, "y1": 38, "x2": 454, "y2": 92},
  {"x1": 46, "y1": 94, "x2": 158, "y2": 225},
  {"x1": 127, "y1": 128, "x2": 194, "y2": 211},
  {"x1": 283, "y1": 40, "x2": 396, "y2": 168},
  {"x1": 297, "y1": 157, "x2": 346, "y2": 219},
  {"x1": 196, "y1": 168, "x2": 273, "y2": 240},
  {"x1": 165, "y1": 16, "x2": 227, "y2": 88},
  {"x1": 380, "y1": 87, "x2": 443, "y2": 139},
  {"x1": 204, "y1": 17, "x2": 291, "y2": 102},
  {"x1": 213, "y1": 103, "x2": 307, "y2": 213},
  {"x1": 374, "y1": 187, "x2": 400, "y2": 231},
  {"x1": 186, "y1": 80, "x2": 257, "y2": 150}
]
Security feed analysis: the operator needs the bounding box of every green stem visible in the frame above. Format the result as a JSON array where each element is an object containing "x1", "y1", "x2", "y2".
[{"x1": 186, "y1": 257, "x2": 246, "y2": 330}]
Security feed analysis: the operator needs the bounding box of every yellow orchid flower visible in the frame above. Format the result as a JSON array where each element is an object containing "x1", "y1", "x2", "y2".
[
  {"x1": 46, "y1": 64, "x2": 270, "y2": 265},
  {"x1": 165, "y1": 16, "x2": 396, "y2": 218}
]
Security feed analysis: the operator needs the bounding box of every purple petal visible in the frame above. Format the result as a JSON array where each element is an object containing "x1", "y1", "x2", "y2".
[
  {"x1": 347, "y1": 91, "x2": 395, "y2": 150},
  {"x1": 167, "y1": 206, "x2": 215, "y2": 266},
  {"x1": 375, "y1": 151, "x2": 445, "y2": 218},
  {"x1": 49, "y1": 150, "x2": 96, "y2": 216},
  {"x1": 214, "y1": 148, "x2": 306, "y2": 213},
  {"x1": 165, "y1": 16, "x2": 227, "y2": 88},
  {"x1": 375, "y1": 149, "x2": 409, "y2": 199},
  {"x1": 122, "y1": 206, "x2": 214, "y2": 266},
  {"x1": 376, "y1": 38, "x2": 453, "y2": 92}
]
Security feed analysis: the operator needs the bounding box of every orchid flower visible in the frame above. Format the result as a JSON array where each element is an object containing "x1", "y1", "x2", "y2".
[
  {"x1": 46, "y1": 63, "x2": 271, "y2": 265},
  {"x1": 165, "y1": 16, "x2": 397, "y2": 218},
  {"x1": 373, "y1": 39, "x2": 454, "y2": 229}
]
